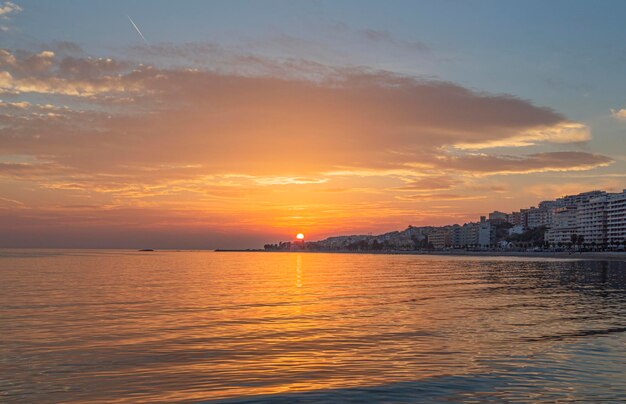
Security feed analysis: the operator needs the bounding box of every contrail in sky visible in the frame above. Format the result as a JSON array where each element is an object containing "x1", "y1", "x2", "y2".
[{"x1": 127, "y1": 15, "x2": 148, "y2": 45}]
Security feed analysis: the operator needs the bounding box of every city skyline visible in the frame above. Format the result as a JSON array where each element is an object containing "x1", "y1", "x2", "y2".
[
  {"x1": 2, "y1": 1, "x2": 626, "y2": 248},
  {"x1": 268, "y1": 187, "x2": 626, "y2": 250}
]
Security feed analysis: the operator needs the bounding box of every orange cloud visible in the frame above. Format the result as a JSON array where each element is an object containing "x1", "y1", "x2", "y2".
[
  {"x1": 0, "y1": 46, "x2": 616, "y2": 247},
  {"x1": 1, "y1": 50, "x2": 604, "y2": 176},
  {"x1": 437, "y1": 152, "x2": 612, "y2": 175},
  {"x1": 611, "y1": 108, "x2": 626, "y2": 120}
]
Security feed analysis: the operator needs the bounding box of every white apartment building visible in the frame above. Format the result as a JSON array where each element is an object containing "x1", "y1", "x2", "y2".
[
  {"x1": 555, "y1": 190, "x2": 606, "y2": 208},
  {"x1": 546, "y1": 207, "x2": 578, "y2": 245},
  {"x1": 429, "y1": 229, "x2": 452, "y2": 249},
  {"x1": 526, "y1": 206, "x2": 553, "y2": 229},
  {"x1": 507, "y1": 211, "x2": 522, "y2": 226},
  {"x1": 452, "y1": 223, "x2": 479, "y2": 247},
  {"x1": 577, "y1": 195, "x2": 608, "y2": 245},
  {"x1": 607, "y1": 190, "x2": 626, "y2": 244},
  {"x1": 478, "y1": 221, "x2": 495, "y2": 247}
]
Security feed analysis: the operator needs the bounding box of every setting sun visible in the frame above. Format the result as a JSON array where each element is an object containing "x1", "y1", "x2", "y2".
[{"x1": 296, "y1": 233, "x2": 305, "y2": 240}]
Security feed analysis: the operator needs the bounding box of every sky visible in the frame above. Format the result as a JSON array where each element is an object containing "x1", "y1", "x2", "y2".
[{"x1": 1, "y1": 0, "x2": 626, "y2": 249}]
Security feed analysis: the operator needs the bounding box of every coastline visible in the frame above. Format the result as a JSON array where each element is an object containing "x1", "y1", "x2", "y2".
[{"x1": 215, "y1": 249, "x2": 626, "y2": 261}]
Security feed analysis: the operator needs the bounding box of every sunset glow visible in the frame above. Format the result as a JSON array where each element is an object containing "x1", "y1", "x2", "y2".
[
  {"x1": 0, "y1": 1, "x2": 625, "y2": 249},
  {"x1": 3, "y1": 2, "x2": 626, "y2": 403}
]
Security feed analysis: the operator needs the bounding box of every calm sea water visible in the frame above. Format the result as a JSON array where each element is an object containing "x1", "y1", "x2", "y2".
[{"x1": 1, "y1": 250, "x2": 625, "y2": 403}]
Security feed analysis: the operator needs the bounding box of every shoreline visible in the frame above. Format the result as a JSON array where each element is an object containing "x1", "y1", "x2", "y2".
[{"x1": 215, "y1": 249, "x2": 626, "y2": 261}]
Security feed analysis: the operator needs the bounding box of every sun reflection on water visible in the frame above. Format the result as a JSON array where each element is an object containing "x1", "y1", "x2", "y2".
[{"x1": 0, "y1": 251, "x2": 625, "y2": 402}]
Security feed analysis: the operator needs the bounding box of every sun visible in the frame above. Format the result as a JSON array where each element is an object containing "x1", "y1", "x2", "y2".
[{"x1": 296, "y1": 233, "x2": 305, "y2": 240}]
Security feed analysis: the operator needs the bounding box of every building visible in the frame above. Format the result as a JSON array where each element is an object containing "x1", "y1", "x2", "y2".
[
  {"x1": 309, "y1": 188, "x2": 626, "y2": 252},
  {"x1": 404, "y1": 226, "x2": 427, "y2": 241},
  {"x1": 538, "y1": 200, "x2": 556, "y2": 209},
  {"x1": 577, "y1": 195, "x2": 608, "y2": 245},
  {"x1": 526, "y1": 206, "x2": 553, "y2": 229},
  {"x1": 453, "y1": 222, "x2": 479, "y2": 247},
  {"x1": 507, "y1": 211, "x2": 522, "y2": 226},
  {"x1": 508, "y1": 224, "x2": 525, "y2": 236},
  {"x1": 478, "y1": 221, "x2": 495, "y2": 248},
  {"x1": 607, "y1": 190, "x2": 626, "y2": 244},
  {"x1": 488, "y1": 211, "x2": 508, "y2": 223},
  {"x1": 546, "y1": 207, "x2": 578, "y2": 245},
  {"x1": 429, "y1": 229, "x2": 452, "y2": 249},
  {"x1": 517, "y1": 192, "x2": 608, "y2": 231},
  {"x1": 556, "y1": 190, "x2": 606, "y2": 208},
  {"x1": 519, "y1": 208, "x2": 530, "y2": 228}
]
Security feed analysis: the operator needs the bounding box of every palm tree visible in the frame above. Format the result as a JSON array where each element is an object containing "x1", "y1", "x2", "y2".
[{"x1": 577, "y1": 235, "x2": 585, "y2": 250}]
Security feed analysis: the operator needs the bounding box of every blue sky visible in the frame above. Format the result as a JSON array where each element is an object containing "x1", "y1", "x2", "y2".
[{"x1": 9, "y1": 0, "x2": 626, "y2": 112}]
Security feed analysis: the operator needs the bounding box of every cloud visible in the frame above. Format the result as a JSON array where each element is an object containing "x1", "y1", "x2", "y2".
[
  {"x1": 396, "y1": 176, "x2": 458, "y2": 191},
  {"x1": 439, "y1": 152, "x2": 612, "y2": 175},
  {"x1": 0, "y1": 49, "x2": 17, "y2": 66},
  {"x1": 611, "y1": 108, "x2": 626, "y2": 120},
  {"x1": 452, "y1": 122, "x2": 591, "y2": 149},
  {"x1": 0, "y1": 1, "x2": 22, "y2": 31},
  {"x1": 0, "y1": 49, "x2": 609, "y2": 182},
  {"x1": 254, "y1": 177, "x2": 329, "y2": 185},
  {"x1": 0, "y1": 1, "x2": 21, "y2": 18},
  {"x1": 0, "y1": 196, "x2": 23, "y2": 206},
  {"x1": 396, "y1": 193, "x2": 487, "y2": 202},
  {"x1": 49, "y1": 41, "x2": 84, "y2": 55},
  {"x1": 0, "y1": 99, "x2": 29, "y2": 108},
  {"x1": 0, "y1": 49, "x2": 141, "y2": 96},
  {"x1": 223, "y1": 23, "x2": 430, "y2": 73},
  {"x1": 0, "y1": 47, "x2": 615, "y2": 247},
  {"x1": 360, "y1": 29, "x2": 429, "y2": 52}
]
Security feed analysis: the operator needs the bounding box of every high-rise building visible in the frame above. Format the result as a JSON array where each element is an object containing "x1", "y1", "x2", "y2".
[
  {"x1": 452, "y1": 223, "x2": 479, "y2": 247},
  {"x1": 478, "y1": 221, "x2": 495, "y2": 247},
  {"x1": 519, "y1": 208, "x2": 530, "y2": 228},
  {"x1": 577, "y1": 195, "x2": 608, "y2": 245},
  {"x1": 556, "y1": 190, "x2": 606, "y2": 208},
  {"x1": 546, "y1": 207, "x2": 578, "y2": 245},
  {"x1": 488, "y1": 211, "x2": 508, "y2": 223},
  {"x1": 526, "y1": 206, "x2": 552, "y2": 229},
  {"x1": 607, "y1": 190, "x2": 626, "y2": 244},
  {"x1": 429, "y1": 229, "x2": 452, "y2": 249},
  {"x1": 507, "y1": 211, "x2": 522, "y2": 226}
]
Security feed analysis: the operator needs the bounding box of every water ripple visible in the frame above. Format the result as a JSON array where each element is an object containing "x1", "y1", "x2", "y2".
[{"x1": 1, "y1": 250, "x2": 625, "y2": 403}]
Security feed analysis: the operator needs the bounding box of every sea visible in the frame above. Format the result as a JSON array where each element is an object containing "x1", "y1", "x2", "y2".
[{"x1": 1, "y1": 249, "x2": 625, "y2": 403}]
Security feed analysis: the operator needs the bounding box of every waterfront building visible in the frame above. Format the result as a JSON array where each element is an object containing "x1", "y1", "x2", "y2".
[
  {"x1": 488, "y1": 211, "x2": 508, "y2": 223},
  {"x1": 452, "y1": 222, "x2": 479, "y2": 247},
  {"x1": 404, "y1": 226, "x2": 427, "y2": 241},
  {"x1": 382, "y1": 233, "x2": 415, "y2": 250},
  {"x1": 519, "y1": 208, "x2": 530, "y2": 228},
  {"x1": 309, "y1": 188, "x2": 626, "y2": 252},
  {"x1": 507, "y1": 211, "x2": 522, "y2": 226},
  {"x1": 577, "y1": 195, "x2": 608, "y2": 245},
  {"x1": 508, "y1": 224, "x2": 525, "y2": 236},
  {"x1": 607, "y1": 190, "x2": 626, "y2": 244},
  {"x1": 429, "y1": 229, "x2": 452, "y2": 249},
  {"x1": 526, "y1": 206, "x2": 553, "y2": 229},
  {"x1": 555, "y1": 190, "x2": 606, "y2": 208},
  {"x1": 478, "y1": 221, "x2": 495, "y2": 248},
  {"x1": 546, "y1": 207, "x2": 578, "y2": 245}
]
